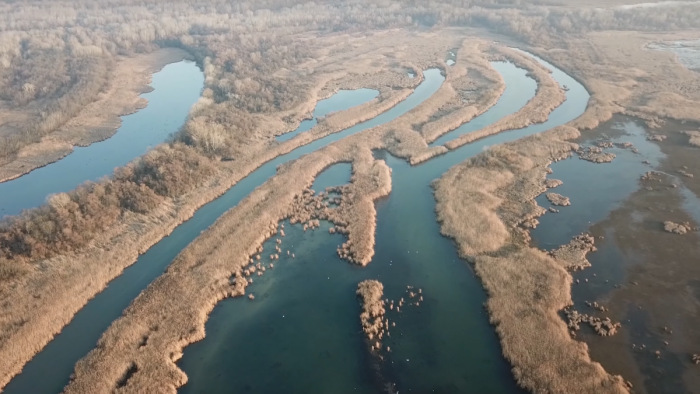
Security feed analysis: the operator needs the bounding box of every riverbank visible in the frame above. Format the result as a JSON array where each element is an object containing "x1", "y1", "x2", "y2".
[
  {"x1": 59, "y1": 35, "x2": 513, "y2": 392},
  {"x1": 434, "y1": 126, "x2": 630, "y2": 393},
  {"x1": 433, "y1": 27, "x2": 700, "y2": 393},
  {"x1": 0, "y1": 48, "x2": 192, "y2": 183},
  {"x1": 543, "y1": 117, "x2": 700, "y2": 393},
  {"x1": 0, "y1": 29, "x2": 467, "y2": 391}
]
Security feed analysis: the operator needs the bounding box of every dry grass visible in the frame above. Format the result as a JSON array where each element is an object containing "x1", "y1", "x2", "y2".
[
  {"x1": 683, "y1": 130, "x2": 700, "y2": 147},
  {"x1": 475, "y1": 248, "x2": 628, "y2": 393},
  {"x1": 51, "y1": 30, "x2": 473, "y2": 393},
  {"x1": 434, "y1": 126, "x2": 579, "y2": 256},
  {"x1": 663, "y1": 221, "x2": 693, "y2": 234},
  {"x1": 435, "y1": 125, "x2": 629, "y2": 392},
  {"x1": 357, "y1": 280, "x2": 386, "y2": 342},
  {"x1": 546, "y1": 192, "x2": 571, "y2": 206},
  {"x1": 0, "y1": 30, "x2": 469, "y2": 390},
  {"x1": 420, "y1": 40, "x2": 506, "y2": 144},
  {"x1": 548, "y1": 234, "x2": 597, "y2": 271}
]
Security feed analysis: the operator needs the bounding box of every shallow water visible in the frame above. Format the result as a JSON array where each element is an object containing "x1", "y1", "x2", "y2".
[
  {"x1": 528, "y1": 116, "x2": 700, "y2": 393},
  {"x1": 446, "y1": 49, "x2": 456, "y2": 67},
  {"x1": 531, "y1": 117, "x2": 665, "y2": 250},
  {"x1": 0, "y1": 60, "x2": 204, "y2": 218},
  {"x1": 3, "y1": 69, "x2": 444, "y2": 394},
  {"x1": 178, "y1": 53, "x2": 590, "y2": 393},
  {"x1": 649, "y1": 40, "x2": 700, "y2": 71},
  {"x1": 276, "y1": 89, "x2": 379, "y2": 142}
]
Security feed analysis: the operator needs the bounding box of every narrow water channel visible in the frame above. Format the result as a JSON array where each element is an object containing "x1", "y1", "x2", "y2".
[
  {"x1": 0, "y1": 60, "x2": 204, "y2": 218},
  {"x1": 429, "y1": 61, "x2": 536, "y2": 147},
  {"x1": 276, "y1": 89, "x2": 379, "y2": 142},
  {"x1": 178, "y1": 54, "x2": 590, "y2": 393},
  {"x1": 3, "y1": 69, "x2": 444, "y2": 394}
]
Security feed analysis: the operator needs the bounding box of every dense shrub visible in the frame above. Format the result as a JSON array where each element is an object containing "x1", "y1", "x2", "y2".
[{"x1": 0, "y1": 143, "x2": 215, "y2": 263}]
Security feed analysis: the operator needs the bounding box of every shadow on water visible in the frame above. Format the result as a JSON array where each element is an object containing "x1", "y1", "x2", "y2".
[
  {"x1": 179, "y1": 53, "x2": 589, "y2": 394},
  {"x1": 0, "y1": 60, "x2": 204, "y2": 218}
]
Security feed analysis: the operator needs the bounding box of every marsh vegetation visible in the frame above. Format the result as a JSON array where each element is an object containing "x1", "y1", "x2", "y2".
[{"x1": 1, "y1": 0, "x2": 700, "y2": 393}]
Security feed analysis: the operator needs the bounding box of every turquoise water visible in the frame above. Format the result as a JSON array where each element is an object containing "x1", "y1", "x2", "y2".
[
  {"x1": 5, "y1": 50, "x2": 590, "y2": 393},
  {"x1": 0, "y1": 60, "x2": 204, "y2": 218},
  {"x1": 2, "y1": 69, "x2": 444, "y2": 394},
  {"x1": 178, "y1": 55, "x2": 590, "y2": 393},
  {"x1": 276, "y1": 88, "x2": 379, "y2": 142}
]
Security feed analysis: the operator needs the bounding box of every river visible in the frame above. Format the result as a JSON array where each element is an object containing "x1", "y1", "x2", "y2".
[
  {"x1": 0, "y1": 60, "x2": 204, "y2": 218},
  {"x1": 177, "y1": 54, "x2": 589, "y2": 393},
  {"x1": 3, "y1": 68, "x2": 443, "y2": 394},
  {"x1": 6, "y1": 52, "x2": 589, "y2": 393}
]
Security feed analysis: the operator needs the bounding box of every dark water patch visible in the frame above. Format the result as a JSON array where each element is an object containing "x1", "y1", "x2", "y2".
[
  {"x1": 625, "y1": 307, "x2": 689, "y2": 394},
  {"x1": 531, "y1": 116, "x2": 664, "y2": 250},
  {"x1": 180, "y1": 221, "x2": 378, "y2": 394},
  {"x1": 3, "y1": 69, "x2": 445, "y2": 394},
  {"x1": 0, "y1": 61, "x2": 204, "y2": 218},
  {"x1": 276, "y1": 89, "x2": 379, "y2": 142}
]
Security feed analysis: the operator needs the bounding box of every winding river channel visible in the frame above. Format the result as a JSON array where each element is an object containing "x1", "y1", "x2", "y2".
[
  {"x1": 4, "y1": 52, "x2": 589, "y2": 393},
  {"x1": 0, "y1": 60, "x2": 204, "y2": 218},
  {"x1": 178, "y1": 55, "x2": 589, "y2": 393}
]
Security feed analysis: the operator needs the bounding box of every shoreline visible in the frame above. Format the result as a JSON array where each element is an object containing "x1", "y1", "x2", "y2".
[
  {"x1": 58, "y1": 36, "x2": 508, "y2": 392},
  {"x1": 0, "y1": 48, "x2": 193, "y2": 184},
  {"x1": 0, "y1": 30, "x2": 467, "y2": 390}
]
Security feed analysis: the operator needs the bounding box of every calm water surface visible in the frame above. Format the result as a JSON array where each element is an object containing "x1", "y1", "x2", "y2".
[
  {"x1": 3, "y1": 69, "x2": 444, "y2": 394},
  {"x1": 0, "y1": 60, "x2": 204, "y2": 218},
  {"x1": 179, "y1": 55, "x2": 589, "y2": 393},
  {"x1": 276, "y1": 89, "x2": 378, "y2": 142}
]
